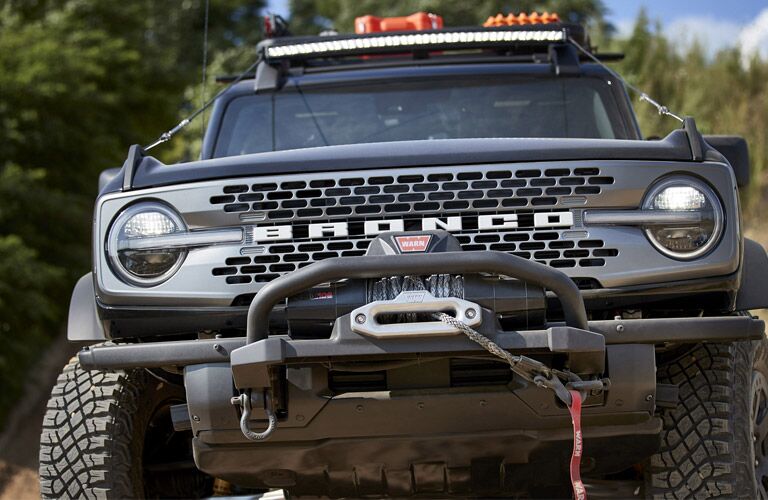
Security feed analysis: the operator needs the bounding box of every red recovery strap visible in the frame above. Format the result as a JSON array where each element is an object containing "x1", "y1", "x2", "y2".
[{"x1": 567, "y1": 390, "x2": 587, "y2": 500}]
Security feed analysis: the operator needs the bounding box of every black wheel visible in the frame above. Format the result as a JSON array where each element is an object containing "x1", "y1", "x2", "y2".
[
  {"x1": 752, "y1": 339, "x2": 768, "y2": 498},
  {"x1": 645, "y1": 339, "x2": 768, "y2": 499},
  {"x1": 39, "y1": 354, "x2": 213, "y2": 499}
]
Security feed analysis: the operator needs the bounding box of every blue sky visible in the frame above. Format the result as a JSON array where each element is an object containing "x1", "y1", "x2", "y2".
[
  {"x1": 266, "y1": 0, "x2": 767, "y2": 25},
  {"x1": 605, "y1": 0, "x2": 766, "y2": 26},
  {"x1": 266, "y1": 0, "x2": 768, "y2": 61}
]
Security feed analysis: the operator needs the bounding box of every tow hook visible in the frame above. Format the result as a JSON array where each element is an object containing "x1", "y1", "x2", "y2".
[
  {"x1": 231, "y1": 389, "x2": 278, "y2": 441},
  {"x1": 534, "y1": 374, "x2": 608, "y2": 407},
  {"x1": 534, "y1": 374, "x2": 577, "y2": 407}
]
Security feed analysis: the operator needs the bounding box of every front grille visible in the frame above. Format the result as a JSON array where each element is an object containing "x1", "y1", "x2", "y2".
[
  {"x1": 209, "y1": 166, "x2": 619, "y2": 285},
  {"x1": 210, "y1": 167, "x2": 613, "y2": 217}
]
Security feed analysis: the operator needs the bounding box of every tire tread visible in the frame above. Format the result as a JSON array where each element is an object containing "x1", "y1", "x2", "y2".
[
  {"x1": 38, "y1": 356, "x2": 145, "y2": 499},
  {"x1": 647, "y1": 342, "x2": 757, "y2": 499}
]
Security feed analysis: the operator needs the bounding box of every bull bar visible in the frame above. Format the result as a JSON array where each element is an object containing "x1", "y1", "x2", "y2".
[{"x1": 78, "y1": 251, "x2": 764, "y2": 381}]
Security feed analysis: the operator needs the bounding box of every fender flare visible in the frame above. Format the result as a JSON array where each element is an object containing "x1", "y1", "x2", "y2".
[
  {"x1": 736, "y1": 238, "x2": 768, "y2": 311},
  {"x1": 68, "y1": 273, "x2": 107, "y2": 342}
]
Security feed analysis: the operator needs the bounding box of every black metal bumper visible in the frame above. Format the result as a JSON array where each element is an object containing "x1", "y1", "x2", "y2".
[
  {"x1": 79, "y1": 315, "x2": 764, "y2": 369},
  {"x1": 79, "y1": 250, "x2": 764, "y2": 382}
]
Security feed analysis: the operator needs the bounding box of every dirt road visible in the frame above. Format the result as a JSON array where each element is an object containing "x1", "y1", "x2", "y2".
[{"x1": 0, "y1": 333, "x2": 78, "y2": 500}]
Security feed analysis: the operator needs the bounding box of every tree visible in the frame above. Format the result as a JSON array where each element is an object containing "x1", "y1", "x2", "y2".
[{"x1": 0, "y1": 0, "x2": 265, "y2": 428}]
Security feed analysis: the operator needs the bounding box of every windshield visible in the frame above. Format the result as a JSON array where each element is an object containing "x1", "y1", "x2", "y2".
[{"x1": 213, "y1": 75, "x2": 628, "y2": 158}]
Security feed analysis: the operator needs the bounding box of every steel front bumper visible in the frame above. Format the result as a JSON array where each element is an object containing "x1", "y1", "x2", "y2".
[
  {"x1": 79, "y1": 250, "x2": 763, "y2": 439},
  {"x1": 79, "y1": 251, "x2": 764, "y2": 377},
  {"x1": 79, "y1": 315, "x2": 764, "y2": 374}
]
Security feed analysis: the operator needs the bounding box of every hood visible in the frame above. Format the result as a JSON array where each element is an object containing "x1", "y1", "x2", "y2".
[{"x1": 110, "y1": 131, "x2": 703, "y2": 193}]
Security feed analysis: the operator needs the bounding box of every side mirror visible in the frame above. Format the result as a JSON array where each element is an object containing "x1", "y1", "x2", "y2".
[
  {"x1": 98, "y1": 167, "x2": 121, "y2": 193},
  {"x1": 704, "y1": 135, "x2": 750, "y2": 188}
]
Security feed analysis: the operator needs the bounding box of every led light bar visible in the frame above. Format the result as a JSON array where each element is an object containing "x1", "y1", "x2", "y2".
[
  {"x1": 265, "y1": 28, "x2": 567, "y2": 60},
  {"x1": 583, "y1": 210, "x2": 704, "y2": 226},
  {"x1": 118, "y1": 228, "x2": 244, "y2": 251}
]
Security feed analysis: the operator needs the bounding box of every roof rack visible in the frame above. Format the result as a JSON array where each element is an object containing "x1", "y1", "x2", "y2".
[
  {"x1": 261, "y1": 24, "x2": 588, "y2": 62},
  {"x1": 214, "y1": 50, "x2": 623, "y2": 84}
]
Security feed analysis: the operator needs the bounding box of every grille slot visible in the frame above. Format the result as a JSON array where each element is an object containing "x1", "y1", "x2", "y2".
[
  {"x1": 329, "y1": 371, "x2": 387, "y2": 393},
  {"x1": 329, "y1": 358, "x2": 521, "y2": 392},
  {"x1": 450, "y1": 358, "x2": 513, "y2": 387}
]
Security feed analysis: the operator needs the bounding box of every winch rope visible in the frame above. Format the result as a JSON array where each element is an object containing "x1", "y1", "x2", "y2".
[
  {"x1": 432, "y1": 311, "x2": 588, "y2": 500},
  {"x1": 433, "y1": 312, "x2": 527, "y2": 369},
  {"x1": 369, "y1": 274, "x2": 464, "y2": 323},
  {"x1": 200, "y1": 0, "x2": 210, "y2": 141},
  {"x1": 144, "y1": 56, "x2": 261, "y2": 151},
  {"x1": 567, "y1": 36, "x2": 683, "y2": 123},
  {"x1": 369, "y1": 274, "x2": 464, "y2": 302}
]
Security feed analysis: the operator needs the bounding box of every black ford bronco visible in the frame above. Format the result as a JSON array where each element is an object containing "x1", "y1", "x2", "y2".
[{"x1": 39, "y1": 13, "x2": 768, "y2": 499}]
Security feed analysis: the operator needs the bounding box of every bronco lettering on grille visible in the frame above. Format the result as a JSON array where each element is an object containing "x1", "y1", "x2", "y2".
[{"x1": 247, "y1": 212, "x2": 574, "y2": 243}]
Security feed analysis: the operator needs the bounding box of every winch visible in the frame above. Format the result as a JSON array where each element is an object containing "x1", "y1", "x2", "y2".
[{"x1": 283, "y1": 230, "x2": 547, "y2": 338}]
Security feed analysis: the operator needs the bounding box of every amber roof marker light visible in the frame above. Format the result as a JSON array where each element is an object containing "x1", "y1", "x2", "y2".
[{"x1": 484, "y1": 12, "x2": 561, "y2": 27}]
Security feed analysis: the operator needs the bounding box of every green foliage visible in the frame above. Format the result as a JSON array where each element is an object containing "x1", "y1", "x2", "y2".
[
  {"x1": 0, "y1": 233, "x2": 63, "y2": 418},
  {"x1": 0, "y1": 0, "x2": 264, "y2": 428}
]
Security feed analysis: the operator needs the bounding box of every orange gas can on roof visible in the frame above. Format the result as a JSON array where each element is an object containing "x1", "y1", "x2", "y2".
[{"x1": 355, "y1": 12, "x2": 444, "y2": 34}]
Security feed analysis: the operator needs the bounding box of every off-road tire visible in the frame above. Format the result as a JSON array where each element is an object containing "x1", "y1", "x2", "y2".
[
  {"x1": 39, "y1": 354, "x2": 211, "y2": 499},
  {"x1": 645, "y1": 339, "x2": 768, "y2": 499}
]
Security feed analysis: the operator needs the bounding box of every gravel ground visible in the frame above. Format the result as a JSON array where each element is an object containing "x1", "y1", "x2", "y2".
[{"x1": 0, "y1": 333, "x2": 78, "y2": 500}]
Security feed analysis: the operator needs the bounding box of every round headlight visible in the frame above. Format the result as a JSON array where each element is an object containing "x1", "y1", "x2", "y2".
[
  {"x1": 107, "y1": 202, "x2": 187, "y2": 286},
  {"x1": 642, "y1": 177, "x2": 723, "y2": 259}
]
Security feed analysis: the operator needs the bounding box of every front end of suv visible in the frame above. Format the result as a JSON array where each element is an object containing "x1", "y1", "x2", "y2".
[{"x1": 42, "y1": 17, "x2": 768, "y2": 499}]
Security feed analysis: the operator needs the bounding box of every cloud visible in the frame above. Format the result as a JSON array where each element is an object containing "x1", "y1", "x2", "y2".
[
  {"x1": 739, "y1": 8, "x2": 768, "y2": 66},
  {"x1": 663, "y1": 16, "x2": 741, "y2": 58},
  {"x1": 616, "y1": 8, "x2": 768, "y2": 66},
  {"x1": 613, "y1": 17, "x2": 635, "y2": 39}
]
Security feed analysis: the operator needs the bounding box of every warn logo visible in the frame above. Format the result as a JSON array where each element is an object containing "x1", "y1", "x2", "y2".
[{"x1": 395, "y1": 235, "x2": 432, "y2": 253}]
